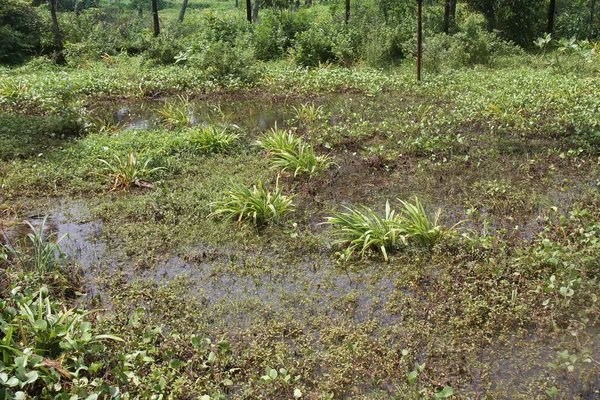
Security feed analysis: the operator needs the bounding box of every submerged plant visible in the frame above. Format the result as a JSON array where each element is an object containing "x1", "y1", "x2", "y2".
[
  {"x1": 188, "y1": 125, "x2": 238, "y2": 153},
  {"x1": 97, "y1": 151, "x2": 164, "y2": 190},
  {"x1": 257, "y1": 128, "x2": 334, "y2": 177},
  {"x1": 323, "y1": 201, "x2": 405, "y2": 262},
  {"x1": 210, "y1": 180, "x2": 295, "y2": 226}
]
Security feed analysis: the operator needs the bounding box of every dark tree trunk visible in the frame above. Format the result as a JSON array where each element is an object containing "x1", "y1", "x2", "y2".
[
  {"x1": 235, "y1": 0, "x2": 238, "y2": 7},
  {"x1": 345, "y1": 0, "x2": 350, "y2": 24},
  {"x1": 547, "y1": 0, "x2": 556, "y2": 34},
  {"x1": 178, "y1": 0, "x2": 189, "y2": 22},
  {"x1": 246, "y1": 0, "x2": 252, "y2": 22},
  {"x1": 417, "y1": 0, "x2": 422, "y2": 81},
  {"x1": 151, "y1": 0, "x2": 160, "y2": 36},
  {"x1": 252, "y1": 0, "x2": 259, "y2": 22},
  {"x1": 305, "y1": 0, "x2": 311, "y2": 7},
  {"x1": 443, "y1": 0, "x2": 456, "y2": 33},
  {"x1": 48, "y1": 0, "x2": 66, "y2": 64},
  {"x1": 486, "y1": 7, "x2": 496, "y2": 32},
  {"x1": 443, "y1": 0, "x2": 450, "y2": 33},
  {"x1": 591, "y1": 0, "x2": 596, "y2": 36}
]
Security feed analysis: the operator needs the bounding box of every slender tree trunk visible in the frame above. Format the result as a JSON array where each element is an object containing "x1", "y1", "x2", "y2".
[
  {"x1": 151, "y1": 0, "x2": 160, "y2": 36},
  {"x1": 591, "y1": 0, "x2": 596, "y2": 36},
  {"x1": 305, "y1": 0, "x2": 311, "y2": 7},
  {"x1": 235, "y1": 0, "x2": 238, "y2": 7},
  {"x1": 547, "y1": 0, "x2": 556, "y2": 34},
  {"x1": 486, "y1": 7, "x2": 496, "y2": 32},
  {"x1": 246, "y1": 0, "x2": 252, "y2": 22},
  {"x1": 252, "y1": 0, "x2": 259, "y2": 22},
  {"x1": 178, "y1": 0, "x2": 189, "y2": 22},
  {"x1": 345, "y1": 0, "x2": 350, "y2": 24},
  {"x1": 417, "y1": 0, "x2": 422, "y2": 81},
  {"x1": 48, "y1": 0, "x2": 66, "y2": 64},
  {"x1": 443, "y1": 0, "x2": 450, "y2": 34}
]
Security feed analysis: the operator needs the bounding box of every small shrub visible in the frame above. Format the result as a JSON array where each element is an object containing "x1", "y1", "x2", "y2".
[
  {"x1": 210, "y1": 180, "x2": 295, "y2": 226},
  {"x1": 188, "y1": 125, "x2": 238, "y2": 153},
  {"x1": 97, "y1": 151, "x2": 164, "y2": 190}
]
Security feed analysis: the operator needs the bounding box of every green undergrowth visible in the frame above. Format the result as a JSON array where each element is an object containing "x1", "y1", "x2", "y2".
[{"x1": 1, "y1": 59, "x2": 600, "y2": 399}]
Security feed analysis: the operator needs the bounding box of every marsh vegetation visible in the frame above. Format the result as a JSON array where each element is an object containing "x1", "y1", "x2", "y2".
[{"x1": 1, "y1": 0, "x2": 600, "y2": 398}]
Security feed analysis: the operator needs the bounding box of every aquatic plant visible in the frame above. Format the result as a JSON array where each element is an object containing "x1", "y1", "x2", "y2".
[
  {"x1": 256, "y1": 127, "x2": 301, "y2": 155},
  {"x1": 97, "y1": 151, "x2": 164, "y2": 190},
  {"x1": 292, "y1": 103, "x2": 324, "y2": 124},
  {"x1": 188, "y1": 125, "x2": 239, "y2": 154},
  {"x1": 157, "y1": 95, "x2": 193, "y2": 128},
  {"x1": 1, "y1": 215, "x2": 67, "y2": 275},
  {"x1": 325, "y1": 197, "x2": 452, "y2": 260},
  {"x1": 398, "y1": 196, "x2": 444, "y2": 247},
  {"x1": 210, "y1": 180, "x2": 295, "y2": 226},
  {"x1": 257, "y1": 128, "x2": 334, "y2": 177},
  {"x1": 323, "y1": 201, "x2": 405, "y2": 262}
]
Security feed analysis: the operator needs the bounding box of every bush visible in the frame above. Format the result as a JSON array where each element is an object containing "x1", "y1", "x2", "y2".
[
  {"x1": 423, "y1": 14, "x2": 521, "y2": 72},
  {"x1": 0, "y1": 0, "x2": 41, "y2": 64}
]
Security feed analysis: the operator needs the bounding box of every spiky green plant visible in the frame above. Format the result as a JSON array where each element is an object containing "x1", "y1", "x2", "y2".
[
  {"x1": 256, "y1": 127, "x2": 301, "y2": 155},
  {"x1": 269, "y1": 142, "x2": 335, "y2": 177},
  {"x1": 2, "y1": 215, "x2": 66, "y2": 275},
  {"x1": 189, "y1": 125, "x2": 239, "y2": 153},
  {"x1": 210, "y1": 180, "x2": 295, "y2": 226},
  {"x1": 323, "y1": 201, "x2": 406, "y2": 262},
  {"x1": 257, "y1": 128, "x2": 334, "y2": 177},
  {"x1": 398, "y1": 197, "x2": 445, "y2": 247},
  {"x1": 157, "y1": 95, "x2": 193, "y2": 128},
  {"x1": 292, "y1": 103, "x2": 324, "y2": 124},
  {"x1": 97, "y1": 151, "x2": 164, "y2": 190}
]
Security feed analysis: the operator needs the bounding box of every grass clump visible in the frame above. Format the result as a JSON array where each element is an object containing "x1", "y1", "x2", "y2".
[
  {"x1": 157, "y1": 96, "x2": 193, "y2": 128},
  {"x1": 324, "y1": 197, "x2": 452, "y2": 261},
  {"x1": 256, "y1": 128, "x2": 334, "y2": 177},
  {"x1": 188, "y1": 125, "x2": 239, "y2": 154},
  {"x1": 324, "y1": 200, "x2": 405, "y2": 262},
  {"x1": 97, "y1": 151, "x2": 165, "y2": 190},
  {"x1": 210, "y1": 180, "x2": 295, "y2": 227},
  {"x1": 1, "y1": 216, "x2": 66, "y2": 275}
]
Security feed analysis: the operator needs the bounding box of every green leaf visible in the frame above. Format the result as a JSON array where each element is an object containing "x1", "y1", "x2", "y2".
[
  {"x1": 268, "y1": 368, "x2": 278, "y2": 379},
  {"x1": 207, "y1": 352, "x2": 217, "y2": 365},
  {"x1": 33, "y1": 320, "x2": 48, "y2": 330},
  {"x1": 407, "y1": 370, "x2": 418, "y2": 384},
  {"x1": 434, "y1": 386, "x2": 455, "y2": 398}
]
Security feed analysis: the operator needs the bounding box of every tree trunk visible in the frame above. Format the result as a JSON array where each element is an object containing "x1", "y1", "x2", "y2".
[
  {"x1": 151, "y1": 0, "x2": 160, "y2": 36},
  {"x1": 48, "y1": 0, "x2": 66, "y2": 64},
  {"x1": 443, "y1": 0, "x2": 450, "y2": 33},
  {"x1": 345, "y1": 0, "x2": 350, "y2": 24},
  {"x1": 591, "y1": 0, "x2": 596, "y2": 36},
  {"x1": 235, "y1": 0, "x2": 238, "y2": 8},
  {"x1": 252, "y1": 0, "x2": 259, "y2": 22},
  {"x1": 246, "y1": 0, "x2": 252, "y2": 22},
  {"x1": 486, "y1": 7, "x2": 496, "y2": 32},
  {"x1": 178, "y1": 0, "x2": 189, "y2": 22},
  {"x1": 417, "y1": 0, "x2": 422, "y2": 81},
  {"x1": 547, "y1": 0, "x2": 556, "y2": 34}
]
